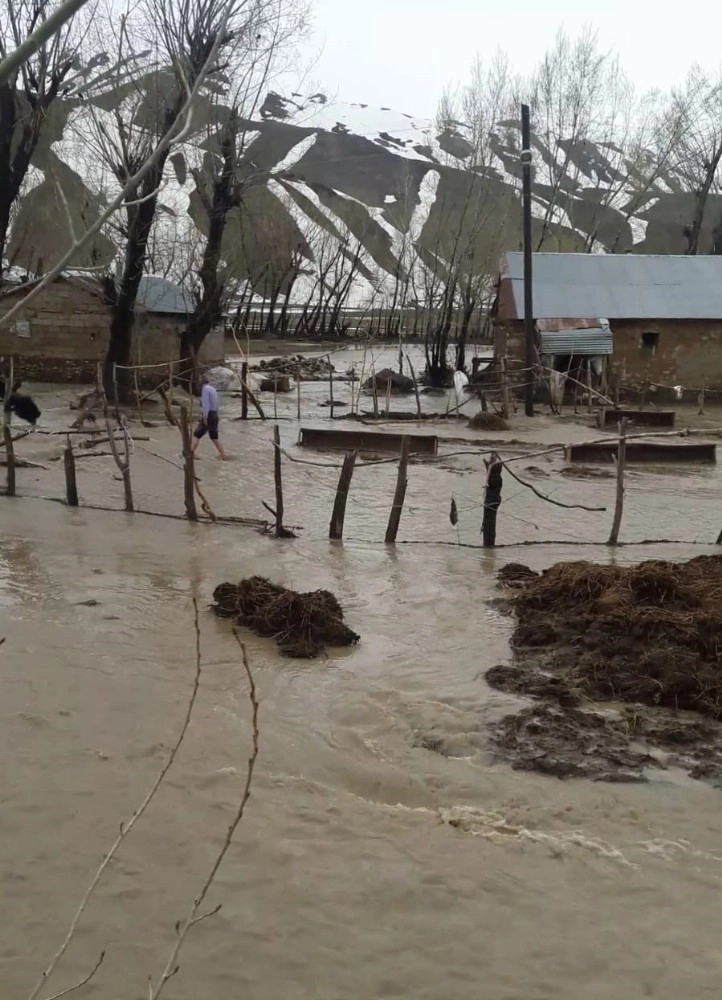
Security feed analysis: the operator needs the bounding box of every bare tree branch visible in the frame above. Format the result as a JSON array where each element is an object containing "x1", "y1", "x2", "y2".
[
  {"x1": 148, "y1": 631, "x2": 259, "y2": 1000},
  {"x1": 26, "y1": 600, "x2": 205, "y2": 1000}
]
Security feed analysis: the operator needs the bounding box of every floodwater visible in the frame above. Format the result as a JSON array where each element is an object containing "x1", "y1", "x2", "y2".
[{"x1": 3, "y1": 344, "x2": 722, "y2": 999}]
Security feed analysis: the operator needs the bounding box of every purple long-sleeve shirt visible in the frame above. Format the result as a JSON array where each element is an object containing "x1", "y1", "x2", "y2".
[{"x1": 200, "y1": 383, "x2": 219, "y2": 418}]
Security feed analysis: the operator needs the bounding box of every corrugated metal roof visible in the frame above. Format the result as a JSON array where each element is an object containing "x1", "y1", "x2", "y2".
[
  {"x1": 502, "y1": 252, "x2": 722, "y2": 320},
  {"x1": 136, "y1": 275, "x2": 194, "y2": 315},
  {"x1": 539, "y1": 328, "x2": 613, "y2": 356}
]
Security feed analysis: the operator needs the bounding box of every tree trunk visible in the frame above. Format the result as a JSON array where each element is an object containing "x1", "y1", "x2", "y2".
[
  {"x1": 104, "y1": 168, "x2": 167, "y2": 397},
  {"x1": 688, "y1": 146, "x2": 722, "y2": 255}
]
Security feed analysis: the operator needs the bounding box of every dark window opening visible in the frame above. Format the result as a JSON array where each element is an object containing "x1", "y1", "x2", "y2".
[{"x1": 641, "y1": 330, "x2": 659, "y2": 352}]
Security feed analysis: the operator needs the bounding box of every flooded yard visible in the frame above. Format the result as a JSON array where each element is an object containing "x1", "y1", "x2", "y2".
[{"x1": 3, "y1": 343, "x2": 722, "y2": 999}]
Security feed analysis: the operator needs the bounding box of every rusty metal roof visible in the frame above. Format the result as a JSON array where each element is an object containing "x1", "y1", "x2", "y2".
[{"x1": 501, "y1": 252, "x2": 722, "y2": 320}]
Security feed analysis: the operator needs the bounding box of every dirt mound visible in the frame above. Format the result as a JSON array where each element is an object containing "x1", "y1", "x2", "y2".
[
  {"x1": 252, "y1": 355, "x2": 334, "y2": 380},
  {"x1": 488, "y1": 556, "x2": 722, "y2": 785},
  {"x1": 212, "y1": 576, "x2": 359, "y2": 658},
  {"x1": 467, "y1": 411, "x2": 509, "y2": 431},
  {"x1": 511, "y1": 557, "x2": 722, "y2": 716},
  {"x1": 494, "y1": 703, "x2": 654, "y2": 781},
  {"x1": 363, "y1": 368, "x2": 414, "y2": 394}
]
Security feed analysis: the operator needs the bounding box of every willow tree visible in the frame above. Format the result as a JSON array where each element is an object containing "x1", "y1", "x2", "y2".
[
  {"x1": 0, "y1": 0, "x2": 142, "y2": 277},
  {"x1": 83, "y1": 0, "x2": 268, "y2": 393}
]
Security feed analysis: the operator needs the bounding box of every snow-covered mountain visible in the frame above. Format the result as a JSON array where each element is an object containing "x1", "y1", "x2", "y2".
[{"x1": 9, "y1": 87, "x2": 722, "y2": 307}]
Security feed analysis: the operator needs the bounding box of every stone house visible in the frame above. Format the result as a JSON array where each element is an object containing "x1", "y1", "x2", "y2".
[
  {"x1": 493, "y1": 252, "x2": 722, "y2": 389},
  {"x1": 0, "y1": 271, "x2": 224, "y2": 383}
]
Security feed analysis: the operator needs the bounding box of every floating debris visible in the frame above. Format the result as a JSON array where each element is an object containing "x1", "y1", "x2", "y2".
[{"x1": 212, "y1": 576, "x2": 359, "y2": 658}]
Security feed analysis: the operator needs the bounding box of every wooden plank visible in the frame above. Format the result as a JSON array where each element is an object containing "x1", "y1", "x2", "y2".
[
  {"x1": 598, "y1": 408, "x2": 676, "y2": 429},
  {"x1": 299, "y1": 426, "x2": 438, "y2": 456},
  {"x1": 566, "y1": 441, "x2": 716, "y2": 464}
]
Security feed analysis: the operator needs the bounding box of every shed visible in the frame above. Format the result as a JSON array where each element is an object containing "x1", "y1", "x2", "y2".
[
  {"x1": 0, "y1": 272, "x2": 223, "y2": 384},
  {"x1": 494, "y1": 252, "x2": 722, "y2": 388}
]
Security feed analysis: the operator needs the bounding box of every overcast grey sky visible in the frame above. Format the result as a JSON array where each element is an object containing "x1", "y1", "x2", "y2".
[{"x1": 307, "y1": 0, "x2": 718, "y2": 115}]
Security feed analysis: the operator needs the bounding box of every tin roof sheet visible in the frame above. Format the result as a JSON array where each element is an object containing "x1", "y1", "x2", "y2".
[{"x1": 502, "y1": 252, "x2": 722, "y2": 320}]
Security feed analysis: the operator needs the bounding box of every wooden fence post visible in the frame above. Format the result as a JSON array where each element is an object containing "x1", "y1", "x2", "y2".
[
  {"x1": 500, "y1": 356, "x2": 510, "y2": 420},
  {"x1": 110, "y1": 363, "x2": 134, "y2": 512},
  {"x1": 481, "y1": 452, "x2": 503, "y2": 548},
  {"x1": 180, "y1": 405, "x2": 198, "y2": 521},
  {"x1": 385, "y1": 436, "x2": 410, "y2": 544},
  {"x1": 273, "y1": 424, "x2": 284, "y2": 537},
  {"x1": 241, "y1": 361, "x2": 249, "y2": 420},
  {"x1": 698, "y1": 381, "x2": 706, "y2": 415},
  {"x1": 329, "y1": 450, "x2": 357, "y2": 540},
  {"x1": 296, "y1": 367, "x2": 301, "y2": 420},
  {"x1": 64, "y1": 436, "x2": 78, "y2": 506},
  {"x1": 406, "y1": 355, "x2": 422, "y2": 418},
  {"x1": 329, "y1": 368, "x2": 335, "y2": 419},
  {"x1": 586, "y1": 361, "x2": 593, "y2": 413},
  {"x1": 3, "y1": 355, "x2": 15, "y2": 496},
  {"x1": 607, "y1": 417, "x2": 628, "y2": 546}
]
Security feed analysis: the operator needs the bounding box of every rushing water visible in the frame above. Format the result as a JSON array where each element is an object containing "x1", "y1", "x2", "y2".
[{"x1": 3, "y1": 348, "x2": 722, "y2": 998}]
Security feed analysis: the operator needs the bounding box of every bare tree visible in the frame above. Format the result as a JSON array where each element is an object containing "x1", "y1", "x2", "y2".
[
  {"x1": 80, "y1": 0, "x2": 268, "y2": 394},
  {"x1": 418, "y1": 52, "x2": 518, "y2": 383},
  {"x1": 666, "y1": 66, "x2": 722, "y2": 254},
  {"x1": 0, "y1": 0, "x2": 142, "y2": 277},
  {"x1": 175, "y1": 0, "x2": 308, "y2": 381}
]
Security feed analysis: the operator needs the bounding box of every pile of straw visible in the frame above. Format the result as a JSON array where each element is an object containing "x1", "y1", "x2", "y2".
[
  {"x1": 213, "y1": 576, "x2": 359, "y2": 658},
  {"x1": 504, "y1": 556, "x2": 722, "y2": 718}
]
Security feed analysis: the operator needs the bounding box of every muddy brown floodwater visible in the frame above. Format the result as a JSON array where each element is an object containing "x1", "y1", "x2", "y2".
[{"x1": 4, "y1": 345, "x2": 722, "y2": 998}]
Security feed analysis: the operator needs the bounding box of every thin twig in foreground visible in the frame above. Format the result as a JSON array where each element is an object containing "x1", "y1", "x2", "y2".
[
  {"x1": 148, "y1": 634, "x2": 259, "y2": 1000},
  {"x1": 501, "y1": 461, "x2": 607, "y2": 512},
  {"x1": 39, "y1": 951, "x2": 105, "y2": 1000},
  {"x1": 26, "y1": 602, "x2": 205, "y2": 1000}
]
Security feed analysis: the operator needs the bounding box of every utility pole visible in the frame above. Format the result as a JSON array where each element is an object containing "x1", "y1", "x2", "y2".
[{"x1": 521, "y1": 103, "x2": 534, "y2": 417}]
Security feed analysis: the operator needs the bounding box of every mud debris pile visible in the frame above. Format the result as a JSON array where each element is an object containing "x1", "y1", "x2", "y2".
[
  {"x1": 488, "y1": 556, "x2": 722, "y2": 785},
  {"x1": 467, "y1": 411, "x2": 509, "y2": 432},
  {"x1": 252, "y1": 355, "x2": 336, "y2": 380},
  {"x1": 212, "y1": 576, "x2": 359, "y2": 658}
]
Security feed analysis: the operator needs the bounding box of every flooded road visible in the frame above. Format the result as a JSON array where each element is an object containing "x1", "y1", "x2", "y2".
[{"x1": 3, "y1": 348, "x2": 722, "y2": 998}]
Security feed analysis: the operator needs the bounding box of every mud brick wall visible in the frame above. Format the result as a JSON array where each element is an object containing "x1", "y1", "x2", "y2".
[
  {"x1": 494, "y1": 318, "x2": 722, "y2": 389},
  {"x1": 609, "y1": 320, "x2": 722, "y2": 388},
  {"x1": 0, "y1": 280, "x2": 224, "y2": 384}
]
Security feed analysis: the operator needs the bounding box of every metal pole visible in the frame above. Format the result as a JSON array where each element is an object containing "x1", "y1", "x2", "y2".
[{"x1": 521, "y1": 103, "x2": 534, "y2": 418}]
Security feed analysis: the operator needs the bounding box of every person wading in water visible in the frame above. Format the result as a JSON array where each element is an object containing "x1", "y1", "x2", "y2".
[{"x1": 191, "y1": 374, "x2": 227, "y2": 460}]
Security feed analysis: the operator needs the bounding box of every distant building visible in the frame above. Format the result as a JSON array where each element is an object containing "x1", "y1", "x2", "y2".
[
  {"x1": 494, "y1": 252, "x2": 722, "y2": 388},
  {"x1": 0, "y1": 271, "x2": 223, "y2": 383}
]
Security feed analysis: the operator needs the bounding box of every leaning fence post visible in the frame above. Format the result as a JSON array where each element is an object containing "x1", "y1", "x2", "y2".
[
  {"x1": 179, "y1": 405, "x2": 198, "y2": 521},
  {"x1": 64, "y1": 436, "x2": 78, "y2": 506},
  {"x1": 241, "y1": 361, "x2": 249, "y2": 420},
  {"x1": 329, "y1": 450, "x2": 357, "y2": 540},
  {"x1": 385, "y1": 435, "x2": 410, "y2": 544},
  {"x1": 273, "y1": 424, "x2": 284, "y2": 537},
  {"x1": 481, "y1": 452, "x2": 503, "y2": 548},
  {"x1": 607, "y1": 417, "x2": 628, "y2": 546}
]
